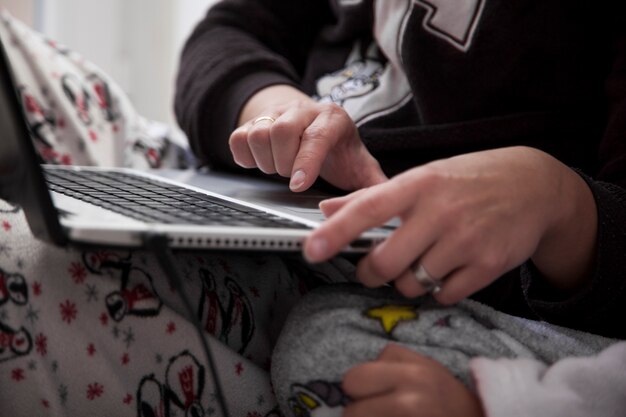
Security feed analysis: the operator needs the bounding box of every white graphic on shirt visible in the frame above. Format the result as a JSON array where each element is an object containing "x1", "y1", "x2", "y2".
[
  {"x1": 415, "y1": 0, "x2": 485, "y2": 51},
  {"x1": 317, "y1": 1, "x2": 415, "y2": 127},
  {"x1": 338, "y1": 0, "x2": 364, "y2": 5},
  {"x1": 319, "y1": 1, "x2": 485, "y2": 125}
]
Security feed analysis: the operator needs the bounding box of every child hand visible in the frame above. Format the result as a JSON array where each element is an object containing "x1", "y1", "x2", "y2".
[{"x1": 342, "y1": 343, "x2": 484, "y2": 417}]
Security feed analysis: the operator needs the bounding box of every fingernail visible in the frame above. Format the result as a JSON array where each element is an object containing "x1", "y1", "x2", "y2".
[
  {"x1": 290, "y1": 170, "x2": 306, "y2": 191},
  {"x1": 305, "y1": 236, "x2": 328, "y2": 262}
]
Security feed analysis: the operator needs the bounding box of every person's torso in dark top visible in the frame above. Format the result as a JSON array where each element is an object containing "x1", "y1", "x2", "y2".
[{"x1": 301, "y1": 0, "x2": 620, "y2": 176}]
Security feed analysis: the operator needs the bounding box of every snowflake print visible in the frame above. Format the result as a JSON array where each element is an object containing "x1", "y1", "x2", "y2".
[
  {"x1": 0, "y1": 243, "x2": 11, "y2": 257},
  {"x1": 121, "y1": 353, "x2": 129, "y2": 365},
  {"x1": 166, "y1": 321, "x2": 176, "y2": 334},
  {"x1": 85, "y1": 284, "x2": 98, "y2": 302},
  {"x1": 122, "y1": 327, "x2": 135, "y2": 348},
  {"x1": 123, "y1": 393, "x2": 133, "y2": 405},
  {"x1": 2, "y1": 221, "x2": 11, "y2": 231},
  {"x1": 59, "y1": 384, "x2": 69, "y2": 405},
  {"x1": 68, "y1": 262, "x2": 87, "y2": 284},
  {"x1": 60, "y1": 300, "x2": 78, "y2": 323},
  {"x1": 87, "y1": 343, "x2": 96, "y2": 356},
  {"x1": 88, "y1": 130, "x2": 98, "y2": 142},
  {"x1": 235, "y1": 362, "x2": 244, "y2": 376},
  {"x1": 26, "y1": 305, "x2": 40, "y2": 324},
  {"x1": 42, "y1": 399, "x2": 50, "y2": 408},
  {"x1": 35, "y1": 333, "x2": 48, "y2": 356},
  {"x1": 11, "y1": 368, "x2": 25, "y2": 381},
  {"x1": 86, "y1": 382, "x2": 104, "y2": 400},
  {"x1": 32, "y1": 281, "x2": 42, "y2": 296},
  {"x1": 99, "y1": 312, "x2": 109, "y2": 326}
]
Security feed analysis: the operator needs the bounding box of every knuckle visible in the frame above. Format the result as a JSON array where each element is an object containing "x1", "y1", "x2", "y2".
[
  {"x1": 291, "y1": 98, "x2": 311, "y2": 109},
  {"x1": 275, "y1": 164, "x2": 292, "y2": 178},
  {"x1": 320, "y1": 101, "x2": 343, "y2": 115},
  {"x1": 366, "y1": 258, "x2": 394, "y2": 281},
  {"x1": 228, "y1": 130, "x2": 246, "y2": 147},
  {"x1": 413, "y1": 164, "x2": 444, "y2": 192},
  {"x1": 480, "y1": 254, "x2": 507, "y2": 276},
  {"x1": 247, "y1": 129, "x2": 269, "y2": 148},
  {"x1": 269, "y1": 119, "x2": 292, "y2": 139},
  {"x1": 303, "y1": 124, "x2": 331, "y2": 142},
  {"x1": 434, "y1": 290, "x2": 458, "y2": 306},
  {"x1": 395, "y1": 392, "x2": 422, "y2": 417},
  {"x1": 355, "y1": 193, "x2": 385, "y2": 221}
]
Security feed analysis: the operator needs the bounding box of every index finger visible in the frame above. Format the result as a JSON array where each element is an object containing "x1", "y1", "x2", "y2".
[{"x1": 303, "y1": 179, "x2": 411, "y2": 262}]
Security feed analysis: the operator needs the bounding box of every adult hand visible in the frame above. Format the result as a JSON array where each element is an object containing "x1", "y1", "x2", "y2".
[
  {"x1": 342, "y1": 343, "x2": 484, "y2": 417},
  {"x1": 304, "y1": 146, "x2": 597, "y2": 302},
  {"x1": 230, "y1": 85, "x2": 387, "y2": 191}
]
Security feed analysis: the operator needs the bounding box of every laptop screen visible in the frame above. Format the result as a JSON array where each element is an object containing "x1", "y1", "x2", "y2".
[{"x1": 0, "y1": 36, "x2": 67, "y2": 245}]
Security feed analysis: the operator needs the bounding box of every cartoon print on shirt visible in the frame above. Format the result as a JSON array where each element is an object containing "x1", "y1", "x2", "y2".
[
  {"x1": 197, "y1": 268, "x2": 255, "y2": 355},
  {"x1": 288, "y1": 381, "x2": 349, "y2": 417},
  {"x1": 136, "y1": 350, "x2": 207, "y2": 417},
  {"x1": 320, "y1": 0, "x2": 486, "y2": 125},
  {"x1": 315, "y1": 42, "x2": 384, "y2": 107},
  {"x1": 81, "y1": 250, "x2": 163, "y2": 322}
]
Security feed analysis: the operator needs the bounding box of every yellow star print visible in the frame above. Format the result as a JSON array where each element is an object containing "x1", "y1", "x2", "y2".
[{"x1": 365, "y1": 305, "x2": 419, "y2": 334}]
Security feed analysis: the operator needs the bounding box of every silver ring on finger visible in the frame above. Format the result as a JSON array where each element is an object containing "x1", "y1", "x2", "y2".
[
  {"x1": 253, "y1": 116, "x2": 276, "y2": 125},
  {"x1": 411, "y1": 263, "x2": 443, "y2": 294}
]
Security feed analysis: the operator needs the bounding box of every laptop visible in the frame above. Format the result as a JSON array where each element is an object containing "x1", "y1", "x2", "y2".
[{"x1": 0, "y1": 37, "x2": 391, "y2": 253}]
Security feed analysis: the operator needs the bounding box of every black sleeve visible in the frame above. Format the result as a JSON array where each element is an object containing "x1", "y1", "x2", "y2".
[
  {"x1": 174, "y1": 0, "x2": 333, "y2": 170},
  {"x1": 521, "y1": 31, "x2": 626, "y2": 339}
]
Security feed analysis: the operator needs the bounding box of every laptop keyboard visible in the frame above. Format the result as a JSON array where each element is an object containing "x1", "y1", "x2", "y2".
[{"x1": 43, "y1": 167, "x2": 311, "y2": 229}]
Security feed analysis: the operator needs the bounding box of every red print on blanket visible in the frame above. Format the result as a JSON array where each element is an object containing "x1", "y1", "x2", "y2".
[
  {"x1": 81, "y1": 251, "x2": 163, "y2": 322},
  {"x1": 18, "y1": 87, "x2": 63, "y2": 164},
  {"x1": 61, "y1": 73, "x2": 93, "y2": 126}
]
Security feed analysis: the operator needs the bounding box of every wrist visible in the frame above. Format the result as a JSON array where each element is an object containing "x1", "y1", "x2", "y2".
[{"x1": 531, "y1": 155, "x2": 597, "y2": 291}]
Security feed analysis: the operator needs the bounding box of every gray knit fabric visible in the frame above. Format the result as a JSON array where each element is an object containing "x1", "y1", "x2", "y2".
[{"x1": 271, "y1": 283, "x2": 617, "y2": 417}]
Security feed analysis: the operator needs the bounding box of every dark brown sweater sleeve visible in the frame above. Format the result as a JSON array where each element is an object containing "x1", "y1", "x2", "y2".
[{"x1": 174, "y1": 0, "x2": 332, "y2": 170}]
